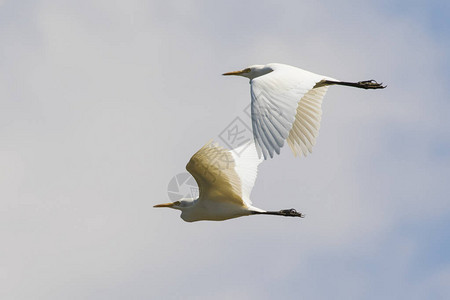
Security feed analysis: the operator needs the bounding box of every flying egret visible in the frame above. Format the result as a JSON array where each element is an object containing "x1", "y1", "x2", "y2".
[
  {"x1": 154, "y1": 141, "x2": 303, "y2": 222},
  {"x1": 223, "y1": 63, "x2": 385, "y2": 159}
]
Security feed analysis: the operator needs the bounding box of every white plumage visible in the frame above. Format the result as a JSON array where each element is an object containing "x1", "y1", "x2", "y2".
[
  {"x1": 154, "y1": 141, "x2": 303, "y2": 222},
  {"x1": 223, "y1": 63, "x2": 384, "y2": 159},
  {"x1": 154, "y1": 63, "x2": 384, "y2": 221}
]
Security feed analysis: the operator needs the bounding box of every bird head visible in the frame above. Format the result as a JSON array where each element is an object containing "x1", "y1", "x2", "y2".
[
  {"x1": 153, "y1": 199, "x2": 192, "y2": 211},
  {"x1": 223, "y1": 64, "x2": 273, "y2": 80}
]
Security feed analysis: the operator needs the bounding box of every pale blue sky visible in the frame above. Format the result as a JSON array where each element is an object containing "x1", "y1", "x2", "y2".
[{"x1": 0, "y1": 1, "x2": 449, "y2": 299}]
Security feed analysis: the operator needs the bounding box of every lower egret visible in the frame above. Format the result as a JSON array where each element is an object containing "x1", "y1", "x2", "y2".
[{"x1": 154, "y1": 141, "x2": 303, "y2": 222}]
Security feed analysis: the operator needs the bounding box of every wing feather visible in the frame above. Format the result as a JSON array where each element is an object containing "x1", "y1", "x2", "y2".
[
  {"x1": 250, "y1": 63, "x2": 329, "y2": 159},
  {"x1": 186, "y1": 141, "x2": 262, "y2": 207},
  {"x1": 230, "y1": 142, "x2": 263, "y2": 205},
  {"x1": 292, "y1": 120, "x2": 314, "y2": 149},
  {"x1": 286, "y1": 85, "x2": 329, "y2": 157}
]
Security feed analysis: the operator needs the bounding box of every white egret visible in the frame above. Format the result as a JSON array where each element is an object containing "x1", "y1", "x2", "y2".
[
  {"x1": 154, "y1": 141, "x2": 303, "y2": 222},
  {"x1": 223, "y1": 63, "x2": 385, "y2": 159}
]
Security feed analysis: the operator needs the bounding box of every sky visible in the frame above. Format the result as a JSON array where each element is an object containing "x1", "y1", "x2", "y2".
[{"x1": 1, "y1": 0, "x2": 449, "y2": 299}]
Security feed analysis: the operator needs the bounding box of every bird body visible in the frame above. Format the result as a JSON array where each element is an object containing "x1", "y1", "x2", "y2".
[{"x1": 174, "y1": 197, "x2": 262, "y2": 222}]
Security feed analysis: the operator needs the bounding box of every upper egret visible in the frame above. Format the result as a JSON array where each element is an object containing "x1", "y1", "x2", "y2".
[
  {"x1": 154, "y1": 141, "x2": 303, "y2": 222},
  {"x1": 223, "y1": 63, "x2": 385, "y2": 159}
]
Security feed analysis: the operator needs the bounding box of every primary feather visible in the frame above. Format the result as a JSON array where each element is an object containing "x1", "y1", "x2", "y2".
[
  {"x1": 185, "y1": 141, "x2": 262, "y2": 210},
  {"x1": 249, "y1": 63, "x2": 333, "y2": 159}
]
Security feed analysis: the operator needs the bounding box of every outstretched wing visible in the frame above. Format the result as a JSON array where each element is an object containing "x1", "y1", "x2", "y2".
[
  {"x1": 251, "y1": 64, "x2": 331, "y2": 159},
  {"x1": 286, "y1": 85, "x2": 329, "y2": 157},
  {"x1": 186, "y1": 141, "x2": 262, "y2": 206}
]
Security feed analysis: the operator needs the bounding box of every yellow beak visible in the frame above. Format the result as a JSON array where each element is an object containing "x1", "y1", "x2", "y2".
[
  {"x1": 222, "y1": 70, "x2": 246, "y2": 76},
  {"x1": 153, "y1": 202, "x2": 174, "y2": 208}
]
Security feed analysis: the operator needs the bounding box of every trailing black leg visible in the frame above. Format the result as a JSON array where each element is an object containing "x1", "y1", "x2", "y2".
[
  {"x1": 252, "y1": 208, "x2": 304, "y2": 218},
  {"x1": 315, "y1": 79, "x2": 386, "y2": 89}
]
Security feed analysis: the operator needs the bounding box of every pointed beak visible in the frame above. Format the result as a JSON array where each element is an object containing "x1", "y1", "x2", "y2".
[
  {"x1": 222, "y1": 70, "x2": 246, "y2": 76},
  {"x1": 153, "y1": 202, "x2": 174, "y2": 208}
]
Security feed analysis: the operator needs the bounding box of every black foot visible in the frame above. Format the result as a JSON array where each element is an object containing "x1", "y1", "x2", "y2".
[
  {"x1": 279, "y1": 208, "x2": 304, "y2": 218},
  {"x1": 357, "y1": 80, "x2": 386, "y2": 89}
]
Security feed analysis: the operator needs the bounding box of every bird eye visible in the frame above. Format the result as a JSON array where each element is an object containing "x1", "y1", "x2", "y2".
[
  {"x1": 243, "y1": 68, "x2": 251, "y2": 73},
  {"x1": 174, "y1": 201, "x2": 181, "y2": 206}
]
